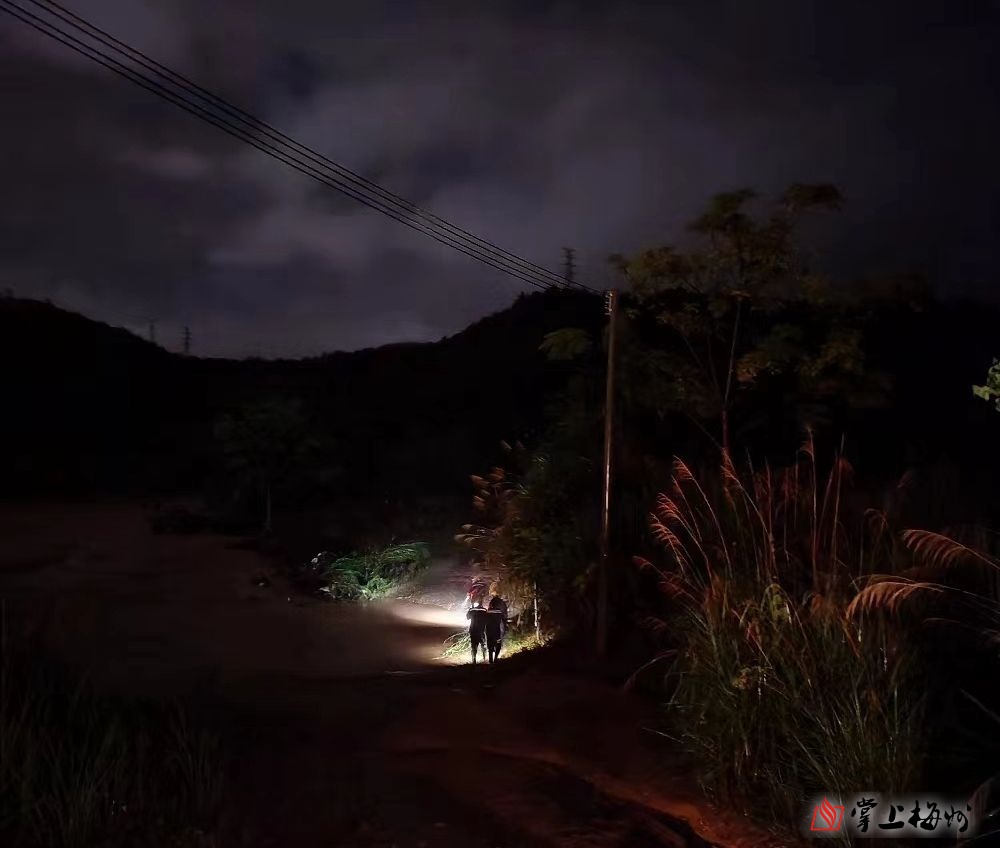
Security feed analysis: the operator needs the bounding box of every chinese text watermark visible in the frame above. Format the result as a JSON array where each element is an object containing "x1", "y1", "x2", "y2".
[{"x1": 805, "y1": 794, "x2": 976, "y2": 839}]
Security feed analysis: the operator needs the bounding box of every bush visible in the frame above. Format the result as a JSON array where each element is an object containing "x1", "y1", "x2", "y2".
[
  {"x1": 302, "y1": 542, "x2": 431, "y2": 601},
  {"x1": 456, "y1": 446, "x2": 598, "y2": 634}
]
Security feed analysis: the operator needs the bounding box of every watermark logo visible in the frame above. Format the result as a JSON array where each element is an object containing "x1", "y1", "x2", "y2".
[
  {"x1": 810, "y1": 797, "x2": 845, "y2": 832},
  {"x1": 804, "y1": 794, "x2": 976, "y2": 839}
]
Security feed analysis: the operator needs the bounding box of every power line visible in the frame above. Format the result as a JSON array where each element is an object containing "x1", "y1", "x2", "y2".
[
  {"x1": 2, "y1": 0, "x2": 600, "y2": 295},
  {"x1": 25, "y1": 0, "x2": 593, "y2": 294},
  {"x1": 0, "y1": 0, "x2": 558, "y2": 293}
]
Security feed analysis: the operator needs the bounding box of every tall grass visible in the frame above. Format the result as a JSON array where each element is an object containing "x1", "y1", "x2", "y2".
[
  {"x1": 639, "y1": 440, "x2": 926, "y2": 837},
  {"x1": 439, "y1": 625, "x2": 544, "y2": 662},
  {"x1": 849, "y1": 527, "x2": 1000, "y2": 818},
  {"x1": 305, "y1": 542, "x2": 431, "y2": 601},
  {"x1": 0, "y1": 619, "x2": 224, "y2": 848}
]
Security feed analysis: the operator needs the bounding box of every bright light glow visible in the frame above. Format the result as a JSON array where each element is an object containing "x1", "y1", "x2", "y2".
[{"x1": 384, "y1": 600, "x2": 468, "y2": 629}]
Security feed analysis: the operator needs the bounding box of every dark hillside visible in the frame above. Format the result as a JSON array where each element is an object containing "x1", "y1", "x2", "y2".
[
  {"x1": 2, "y1": 298, "x2": 189, "y2": 494},
  {"x1": 0, "y1": 289, "x2": 602, "y2": 498},
  {"x1": 3, "y1": 290, "x2": 998, "y2": 515}
]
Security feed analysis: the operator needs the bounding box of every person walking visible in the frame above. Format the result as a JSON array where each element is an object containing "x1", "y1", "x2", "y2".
[
  {"x1": 466, "y1": 599, "x2": 489, "y2": 665},
  {"x1": 486, "y1": 591, "x2": 508, "y2": 664}
]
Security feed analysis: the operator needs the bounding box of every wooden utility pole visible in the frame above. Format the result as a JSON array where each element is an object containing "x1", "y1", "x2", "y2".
[
  {"x1": 596, "y1": 289, "x2": 619, "y2": 658},
  {"x1": 183, "y1": 326, "x2": 191, "y2": 355}
]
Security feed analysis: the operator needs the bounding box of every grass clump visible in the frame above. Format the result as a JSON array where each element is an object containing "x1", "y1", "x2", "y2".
[
  {"x1": 0, "y1": 625, "x2": 224, "y2": 848},
  {"x1": 439, "y1": 625, "x2": 544, "y2": 661},
  {"x1": 640, "y1": 442, "x2": 926, "y2": 839},
  {"x1": 305, "y1": 542, "x2": 431, "y2": 601}
]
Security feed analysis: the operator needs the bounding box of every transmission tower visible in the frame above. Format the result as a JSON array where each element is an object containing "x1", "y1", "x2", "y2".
[{"x1": 562, "y1": 247, "x2": 577, "y2": 287}]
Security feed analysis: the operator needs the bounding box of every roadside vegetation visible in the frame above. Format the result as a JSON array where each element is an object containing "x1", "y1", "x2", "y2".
[
  {"x1": 637, "y1": 443, "x2": 1000, "y2": 840},
  {"x1": 300, "y1": 542, "x2": 432, "y2": 601},
  {"x1": 450, "y1": 185, "x2": 1000, "y2": 839},
  {"x1": 0, "y1": 623, "x2": 224, "y2": 848},
  {"x1": 455, "y1": 451, "x2": 595, "y2": 639},
  {"x1": 439, "y1": 626, "x2": 545, "y2": 662},
  {"x1": 638, "y1": 444, "x2": 923, "y2": 838}
]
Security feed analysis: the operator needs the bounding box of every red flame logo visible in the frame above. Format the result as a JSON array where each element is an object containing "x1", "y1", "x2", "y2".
[{"x1": 810, "y1": 797, "x2": 845, "y2": 832}]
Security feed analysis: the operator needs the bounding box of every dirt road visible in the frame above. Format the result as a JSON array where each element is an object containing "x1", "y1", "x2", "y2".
[{"x1": 0, "y1": 503, "x2": 784, "y2": 847}]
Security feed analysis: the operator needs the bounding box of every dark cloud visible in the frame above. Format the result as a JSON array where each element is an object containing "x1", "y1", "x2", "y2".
[{"x1": 1, "y1": 0, "x2": 997, "y2": 357}]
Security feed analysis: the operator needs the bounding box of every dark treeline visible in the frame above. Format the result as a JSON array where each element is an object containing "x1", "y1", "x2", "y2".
[
  {"x1": 0, "y1": 289, "x2": 601, "y2": 501},
  {"x1": 4, "y1": 287, "x2": 997, "y2": 506}
]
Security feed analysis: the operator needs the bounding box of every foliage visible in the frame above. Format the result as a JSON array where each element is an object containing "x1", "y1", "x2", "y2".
[
  {"x1": 538, "y1": 186, "x2": 884, "y2": 458},
  {"x1": 0, "y1": 633, "x2": 224, "y2": 848},
  {"x1": 639, "y1": 442, "x2": 927, "y2": 837},
  {"x1": 303, "y1": 542, "x2": 431, "y2": 601},
  {"x1": 846, "y1": 526, "x2": 1000, "y2": 832},
  {"x1": 850, "y1": 529, "x2": 1000, "y2": 714},
  {"x1": 973, "y1": 359, "x2": 1000, "y2": 412},
  {"x1": 439, "y1": 624, "x2": 544, "y2": 662},
  {"x1": 214, "y1": 398, "x2": 319, "y2": 531},
  {"x1": 455, "y1": 462, "x2": 535, "y2": 614},
  {"x1": 456, "y1": 442, "x2": 597, "y2": 629},
  {"x1": 615, "y1": 186, "x2": 892, "y2": 453}
]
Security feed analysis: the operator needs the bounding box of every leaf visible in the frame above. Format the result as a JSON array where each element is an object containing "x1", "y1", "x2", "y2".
[{"x1": 973, "y1": 359, "x2": 1000, "y2": 412}]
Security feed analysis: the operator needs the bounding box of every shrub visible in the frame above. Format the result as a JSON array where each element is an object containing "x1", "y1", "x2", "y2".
[
  {"x1": 303, "y1": 542, "x2": 431, "y2": 601},
  {"x1": 456, "y1": 446, "x2": 598, "y2": 634}
]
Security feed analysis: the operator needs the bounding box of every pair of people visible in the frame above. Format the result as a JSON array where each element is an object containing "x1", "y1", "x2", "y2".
[{"x1": 467, "y1": 593, "x2": 507, "y2": 665}]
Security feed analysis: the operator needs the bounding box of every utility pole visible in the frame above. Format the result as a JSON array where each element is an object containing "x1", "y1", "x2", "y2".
[
  {"x1": 183, "y1": 326, "x2": 191, "y2": 355},
  {"x1": 562, "y1": 247, "x2": 577, "y2": 288},
  {"x1": 596, "y1": 288, "x2": 619, "y2": 659},
  {"x1": 147, "y1": 319, "x2": 157, "y2": 344}
]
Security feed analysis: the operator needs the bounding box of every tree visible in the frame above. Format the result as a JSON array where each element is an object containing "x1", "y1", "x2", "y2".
[
  {"x1": 973, "y1": 359, "x2": 1000, "y2": 412},
  {"x1": 214, "y1": 398, "x2": 317, "y2": 532},
  {"x1": 608, "y1": 184, "x2": 882, "y2": 455}
]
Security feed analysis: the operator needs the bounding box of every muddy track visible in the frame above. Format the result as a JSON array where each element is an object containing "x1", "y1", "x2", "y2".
[
  {"x1": 219, "y1": 670, "x2": 726, "y2": 848},
  {"x1": 0, "y1": 503, "x2": 785, "y2": 848}
]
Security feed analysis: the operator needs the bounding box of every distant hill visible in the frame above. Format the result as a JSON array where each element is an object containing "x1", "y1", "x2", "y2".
[
  {"x1": 2, "y1": 290, "x2": 999, "y2": 520},
  {"x1": 0, "y1": 290, "x2": 602, "y2": 498}
]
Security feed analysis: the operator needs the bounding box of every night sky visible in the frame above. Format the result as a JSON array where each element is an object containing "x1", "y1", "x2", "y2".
[{"x1": 1, "y1": 1, "x2": 997, "y2": 358}]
